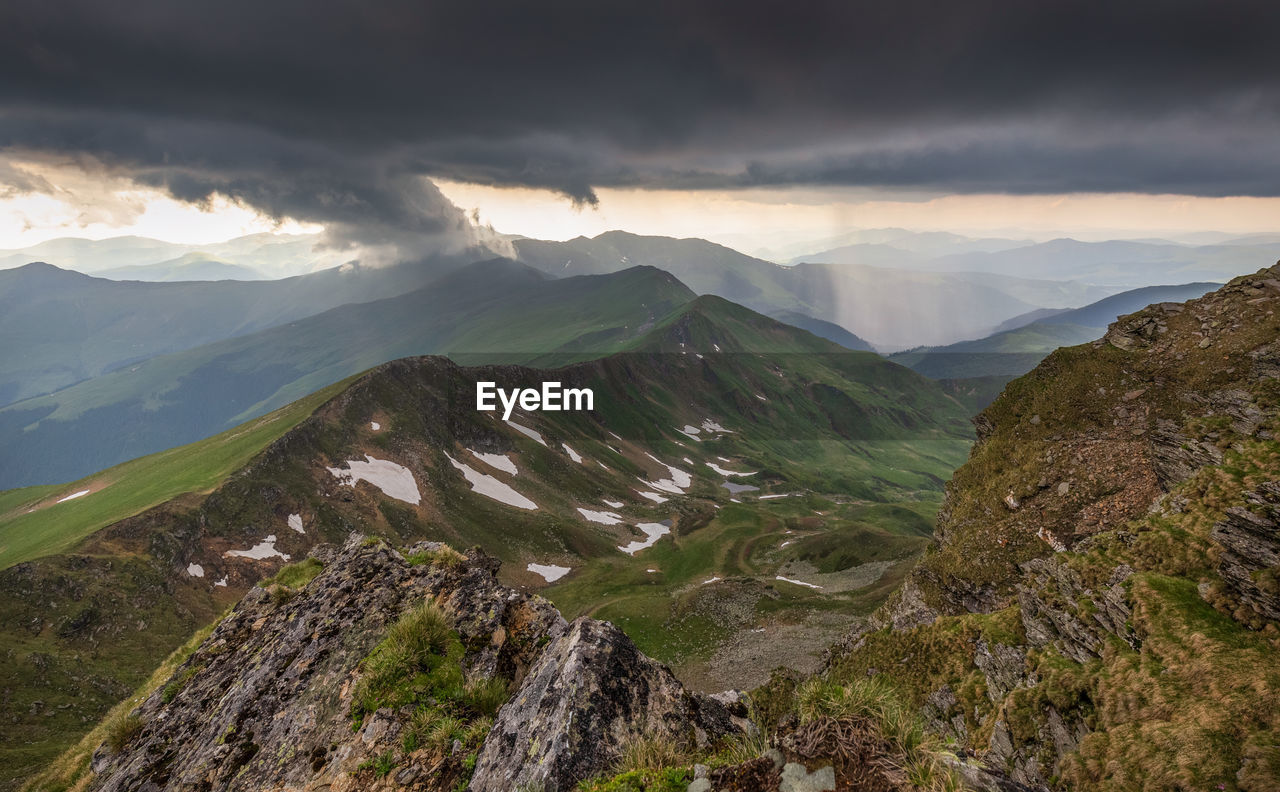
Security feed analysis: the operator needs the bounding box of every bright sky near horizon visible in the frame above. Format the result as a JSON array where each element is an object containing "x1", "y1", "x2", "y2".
[{"x1": 1, "y1": 165, "x2": 1279, "y2": 254}]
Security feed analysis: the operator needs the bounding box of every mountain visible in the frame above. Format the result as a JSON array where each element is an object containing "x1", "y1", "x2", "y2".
[
  {"x1": 766, "y1": 310, "x2": 874, "y2": 351},
  {"x1": 806, "y1": 265, "x2": 1280, "y2": 789},
  {"x1": 3, "y1": 302, "x2": 973, "y2": 787},
  {"x1": 0, "y1": 250, "x2": 488, "y2": 407},
  {"x1": 514, "y1": 231, "x2": 1112, "y2": 349},
  {"x1": 0, "y1": 233, "x2": 342, "y2": 279},
  {"x1": 923, "y1": 237, "x2": 1279, "y2": 288},
  {"x1": 889, "y1": 281, "x2": 1221, "y2": 381},
  {"x1": 0, "y1": 261, "x2": 697, "y2": 489},
  {"x1": 95, "y1": 253, "x2": 266, "y2": 282}
]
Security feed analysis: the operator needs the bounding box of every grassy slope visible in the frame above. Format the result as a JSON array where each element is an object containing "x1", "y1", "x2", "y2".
[
  {"x1": 3, "y1": 297, "x2": 973, "y2": 785},
  {"x1": 0, "y1": 376, "x2": 356, "y2": 570},
  {"x1": 821, "y1": 267, "x2": 1280, "y2": 790},
  {"x1": 0, "y1": 262, "x2": 694, "y2": 489}
]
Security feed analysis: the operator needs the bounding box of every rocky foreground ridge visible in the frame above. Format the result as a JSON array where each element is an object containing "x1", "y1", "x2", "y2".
[
  {"x1": 822, "y1": 264, "x2": 1280, "y2": 790},
  {"x1": 85, "y1": 535, "x2": 747, "y2": 792}
]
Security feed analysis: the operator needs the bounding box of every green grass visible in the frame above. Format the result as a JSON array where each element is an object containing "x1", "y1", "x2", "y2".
[{"x1": 0, "y1": 375, "x2": 355, "y2": 570}]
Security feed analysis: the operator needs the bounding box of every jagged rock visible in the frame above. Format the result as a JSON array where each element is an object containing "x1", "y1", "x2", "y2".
[
  {"x1": 86, "y1": 535, "x2": 720, "y2": 792},
  {"x1": 1017, "y1": 558, "x2": 1137, "y2": 663},
  {"x1": 1212, "y1": 482, "x2": 1280, "y2": 622},
  {"x1": 922, "y1": 684, "x2": 968, "y2": 744},
  {"x1": 974, "y1": 639, "x2": 1032, "y2": 702},
  {"x1": 470, "y1": 617, "x2": 741, "y2": 792},
  {"x1": 1150, "y1": 420, "x2": 1224, "y2": 487}
]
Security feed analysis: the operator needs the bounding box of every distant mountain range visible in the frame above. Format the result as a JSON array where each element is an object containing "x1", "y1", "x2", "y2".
[{"x1": 889, "y1": 281, "x2": 1221, "y2": 380}]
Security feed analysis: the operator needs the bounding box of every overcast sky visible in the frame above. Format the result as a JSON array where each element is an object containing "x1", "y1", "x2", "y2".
[{"x1": 1, "y1": 0, "x2": 1278, "y2": 253}]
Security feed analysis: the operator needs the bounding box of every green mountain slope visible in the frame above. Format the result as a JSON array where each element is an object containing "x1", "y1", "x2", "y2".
[
  {"x1": 0, "y1": 301, "x2": 972, "y2": 787},
  {"x1": 804, "y1": 265, "x2": 1280, "y2": 789},
  {"x1": 0, "y1": 261, "x2": 695, "y2": 488}
]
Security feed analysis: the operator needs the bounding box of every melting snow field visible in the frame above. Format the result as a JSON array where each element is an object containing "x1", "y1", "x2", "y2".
[
  {"x1": 618, "y1": 522, "x2": 671, "y2": 555},
  {"x1": 562, "y1": 443, "x2": 583, "y2": 463},
  {"x1": 603, "y1": 499, "x2": 624, "y2": 508},
  {"x1": 640, "y1": 454, "x2": 691, "y2": 494},
  {"x1": 470, "y1": 449, "x2": 518, "y2": 475},
  {"x1": 636, "y1": 490, "x2": 670, "y2": 504},
  {"x1": 577, "y1": 508, "x2": 625, "y2": 525},
  {"x1": 186, "y1": 563, "x2": 204, "y2": 577},
  {"x1": 446, "y1": 454, "x2": 538, "y2": 510},
  {"x1": 527, "y1": 563, "x2": 571, "y2": 582},
  {"x1": 776, "y1": 575, "x2": 822, "y2": 590},
  {"x1": 56, "y1": 489, "x2": 90, "y2": 504},
  {"x1": 701, "y1": 419, "x2": 731, "y2": 433},
  {"x1": 287, "y1": 513, "x2": 305, "y2": 534},
  {"x1": 327, "y1": 456, "x2": 421, "y2": 505},
  {"x1": 506, "y1": 420, "x2": 546, "y2": 446},
  {"x1": 707, "y1": 462, "x2": 755, "y2": 477},
  {"x1": 225, "y1": 535, "x2": 291, "y2": 561}
]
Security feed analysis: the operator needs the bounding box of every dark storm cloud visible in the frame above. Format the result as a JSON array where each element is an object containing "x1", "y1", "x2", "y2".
[{"x1": 0, "y1": 0, "x2": 1278, "y2": 245}]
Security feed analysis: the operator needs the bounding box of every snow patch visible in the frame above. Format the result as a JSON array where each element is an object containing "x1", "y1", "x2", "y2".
[
  {"x1": 287, "y1": 513, "x2": 305, "y2": 534},
  {"x1": 446, "y1": 453, "x2": 538, "y2": 510},
  {"x1": 641, "y1": 453, "x2": 692, "y2": 492},
  {"x1": 636, "y1": 490, "x2": 669, "y2": 504},
  {"x1": 707, "y1": 462, "x2": 755, "y2": 477},
  {"x1": 506, "y1": 420, "x2": 546, "y2": 446},
  {"x1": 618, "y1": 522, "x2": 671, "y2": 555},
  {"x1": 470, "y1": 449, "x2": 518, "y2": 475},
  {"x1": 603, "y1": 499, "x2": 624, "y2": 508},
  {"x1": 562, "y1": 443, "x2": 583, "y2": 463},
  {"x1": 759, "y1": 493, "x2": 791, "y2": 500},
  {"x1": 701, "y1": 419, "x2": 731, "y2": 433},
  {"x1": 225, "y1": 535, "x2": 291, "y2": 562},
  {"x1": 776, "y1": 575, "x2": 822, "y2": 590},
  {"x1": 527, "y1": 563, "x2": 571, "y2": 582},
  {"x1": 214, "y1": 577, "x2": 228, "y2": 587},
  {"x1": 56, "y1": 489, "x2": 90, "y2": 504},
  {"x1": 326, "y1": 456, "x2": 421, "y2": 505},
  {"x1": 681, "y1": 425, "x2": 701, "y2": 435},
  {"x1": 186, "y1": 563, "x2": 204, "y2": 578},
  {"x1": 577, "y1": 508, "x2": 625, "y2": 525},
  {"x1": 370, "y1": 421, "x2": 381, "y2": 430},
  {"x1": 702, "y1": 576, "x2": 722, "y2": 585}
]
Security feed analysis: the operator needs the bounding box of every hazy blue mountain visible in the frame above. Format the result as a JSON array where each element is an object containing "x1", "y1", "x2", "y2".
[
  {"x1": 0, "y1": 261, "x2": 701, "y2": 487},
  {"x1": 0, "y1": 249, "x2": 489, "y2": 406},
  {"x1": 96, "y1": 253, "x2": 267, "y2": 282},
  {"x1": 889, "y1": 281, "x2": 1221, "y2": 379},
  {"x1": 766, "y1": 310, "x2": 874, "y2": 351},
  {"x1": 514, "y1": 231, "x2": 1110, "y2": 349},
  {"x1": 922, "y1": 238, "x2": 1278, "y2": 287}
]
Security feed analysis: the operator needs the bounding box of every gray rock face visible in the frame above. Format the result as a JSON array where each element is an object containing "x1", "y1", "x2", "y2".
[
  {"x1": 1017, "y1": 558, "x2": 1137, "y2": 664},
  {"x1": 86, "y1": 535, "x2": 728, "y2": 792},
  {"x1": 1212, "y1": 482, "x2": 1280, "y2": 621},
  {"x1": 470, "y1": 616, "x2": 740, "y2": 792}
]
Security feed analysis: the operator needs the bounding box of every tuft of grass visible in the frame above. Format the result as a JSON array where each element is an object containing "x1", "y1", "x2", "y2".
[
  {"x1": 613, "y1": 733, "x2": 687, "y2": 775},
  {"x1": 406, "y1": 545, "x2": 466, "y2": 570},
  {"x1": 103, "y1": 713, "x2": 142, "y2": 754},
  {"x1": 259, "y1": 557, "x2": 323, "y2": 589},
  {"x1": 464, "y1": 677, "x2": 510, "y2": 717},
  {"x1": 358, "y1": 750, "x2": 398, "y2": 778}
]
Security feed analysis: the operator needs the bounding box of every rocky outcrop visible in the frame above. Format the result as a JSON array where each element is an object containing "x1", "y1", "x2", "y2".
[
  {"x1": 87, "y1": 535, "x2": 740, "y2": 792},
  {"x1": 471, "y1": 618, "x2": 743, "y2": 792},
  {"x1": 1017, "y1": 558, "x2": 1136, "y2": 664},
  {"x1": 1212, "y1": 482, "x2": 1280, "y2": 622}
]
